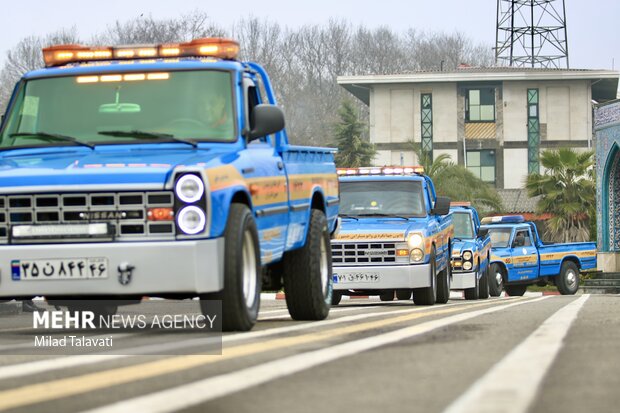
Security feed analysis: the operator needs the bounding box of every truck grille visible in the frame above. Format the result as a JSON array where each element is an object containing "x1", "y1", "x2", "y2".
[
  {"x1": 0, "y1": 192, "x2": 175, "y2": 244},
  {"x1": 331, "y1": 242, "x2": 399, "y2": 266}
]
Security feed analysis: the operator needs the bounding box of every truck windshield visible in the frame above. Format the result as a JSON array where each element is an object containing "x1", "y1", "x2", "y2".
[
  {"x1": 339, "y1": 180, "x2": 426, "y2": 218},
  {"x1": 0, "y1": 70, "x2": 235, "y2": 149},
  {"x1": 453, "y1": 212, "x2": 474, "y2": 239},
  {"x1": 487, "y1": 228, "x2": 513, "y2": 248}
]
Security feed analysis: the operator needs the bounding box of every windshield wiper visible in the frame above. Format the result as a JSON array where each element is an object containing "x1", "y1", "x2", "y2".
[
  {"x1": 98, "y1": 130, "x2": 198, "y2": 148},
  {"x1": 340, "y1": 214, "x2": 359, "y2": 221},
  {"x1": 356, "y1": 213, "x2": 410, "y2": 220},
  {"x1": 10, "y1": 132, "x2": 95, "y2": 149}
]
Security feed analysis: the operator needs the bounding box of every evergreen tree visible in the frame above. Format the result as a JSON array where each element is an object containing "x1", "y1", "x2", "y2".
[{"x1": 333, "y1": 100, "x2": 376, "y2": 167}]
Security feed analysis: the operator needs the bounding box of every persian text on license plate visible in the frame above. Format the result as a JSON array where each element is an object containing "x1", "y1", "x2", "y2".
[
  {"x1": 333, "y1": 272, "x2": 381, "y2": 284},
  {"x1": 11, "y1": 258, "x2": 109, "y2": 281}
]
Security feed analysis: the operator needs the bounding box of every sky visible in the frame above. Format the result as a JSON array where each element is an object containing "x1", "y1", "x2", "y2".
[{"x1": 1, "y1": 0, "x2": 618, "y2": 71}]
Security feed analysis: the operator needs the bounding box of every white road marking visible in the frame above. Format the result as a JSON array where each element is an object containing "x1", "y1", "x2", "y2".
[
  {"x1": 443, "y1": 294, "x2": 589, "y2": 413},
  {"x1": 259, "y1": 304, "x2": 384, "y2": 320},
  {"x1": 0, "y1": 299, "x2": 476, "y2": 381},
  {"x1": 79, "y1": 297, "x2": 548, "y2": 413}
]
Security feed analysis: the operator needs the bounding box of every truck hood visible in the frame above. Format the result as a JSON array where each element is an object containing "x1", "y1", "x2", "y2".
[
  {"x1": 0, "y1": 145, "x2": 228, "y2": 192},
  {"x1": 451, "y1": 239, "x2": 476, "y2": 257},
  {"x1": 335, "y1": 218, "x2": 429, "y2": 242}
]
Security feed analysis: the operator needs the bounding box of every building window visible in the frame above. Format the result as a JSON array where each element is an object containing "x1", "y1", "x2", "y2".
[
  {"x1": 466, "y1": 88, "x2": 495, "y2": 122},
  {"x1": 421, "y1": 93, "x2": 433, "y2": 157},
  {"x1": 467, "y1": 150, "x2": 496, "y2": 183},
  {"x1": 527, "y1": 88, "x2": 540, "y2": 174}
]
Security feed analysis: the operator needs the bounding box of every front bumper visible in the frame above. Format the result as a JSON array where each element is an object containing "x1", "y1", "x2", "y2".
[
  {"x1": 332, "y1": 264, "x2": 431, "y2": 290},
  {"x1": 451, "y1": 271, "x2": 476, "y2": 289},
  {"x1": 0, "y1": 238, "x2": 225, "y2": 298}
]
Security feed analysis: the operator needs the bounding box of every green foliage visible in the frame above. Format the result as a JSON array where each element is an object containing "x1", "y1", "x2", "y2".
[
  {"x1": 525, "y1": 148, "x2": 595, "y2": 243},
  {"x1": 333, "y1": 100, "x2": 376, "y2": 167},
  {"x1": 413, "y1": 143, "x2": 503, "y2": 213}
]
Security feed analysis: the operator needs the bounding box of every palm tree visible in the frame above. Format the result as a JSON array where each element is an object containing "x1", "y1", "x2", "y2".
[
  {"x1": 412, "y1": 143, "x2": 503, "y2": 213},
  {"x1": 332, "y1": 100, "x2": 376, "y2": 167},
  {"x1": 525, "y1": 148, "x2": 595, "y2": 243}
]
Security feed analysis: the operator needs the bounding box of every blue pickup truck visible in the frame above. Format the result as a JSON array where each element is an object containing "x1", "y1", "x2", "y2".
[
  {"x1": 0, "y1": 38, "x2": 340, "y2": 330},
  {"x1": 481, "y1": 216, "x2": 597, "y2": 296},
  {"x1": 331, "y1": 167, "x2": 453, "y2": 305},
  {"x1": 450, "y1": 204, "x2": 491, "y2": 300}
]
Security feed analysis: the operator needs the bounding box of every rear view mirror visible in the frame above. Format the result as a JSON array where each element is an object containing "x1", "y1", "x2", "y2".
[
  {"x1": 247, "y1": 104, "x2": 285, "y2": 141},
  {"x1": 477, "y1": 227, "x2": 489, "y2": 238},
  {"x1": 432, "y1": 196, "x2": 451, "y2": 216},
  {"x1": 99, "y1": 103, "x2": 141, "y2": 114}
]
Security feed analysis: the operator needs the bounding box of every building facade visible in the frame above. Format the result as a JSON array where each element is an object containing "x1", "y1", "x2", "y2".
[
  {"x1": 595, "y1": 99, "x2": 620, "y2": 272},
  {"x1": 338, "y1": 68, "x2": 618, "y2": 190}
]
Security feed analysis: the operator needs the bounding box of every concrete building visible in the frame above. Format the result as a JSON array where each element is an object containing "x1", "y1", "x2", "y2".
[
  {"x1": 595, "y1": 99, "x2": 620, "y2": 272},
  {"x1": 338, "y1": 67, "x2": 619, "y2": 190}
]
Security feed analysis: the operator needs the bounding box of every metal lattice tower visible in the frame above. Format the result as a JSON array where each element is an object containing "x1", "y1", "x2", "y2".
[{"x1": 495, "y1": 0, "x2": 569, "y2": 69}]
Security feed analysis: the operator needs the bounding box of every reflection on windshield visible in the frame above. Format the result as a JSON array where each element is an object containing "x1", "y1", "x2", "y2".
[
  {"x1": 0, "y1": 70, "x2": 235, "y2": 149},
  {"x1": 453, "y1": 212, "x2": 474, "y2": 239},
  {"x1": 488, "y1": 228, "x2": 512, "y2": 248},
  {"x1": 339, "y1": 180, "x2": 426, "y2": 217}
]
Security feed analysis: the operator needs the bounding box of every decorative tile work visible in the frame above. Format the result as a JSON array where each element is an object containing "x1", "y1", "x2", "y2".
[
  {"x1": 596, "y1": 116, "x2": 620, "y2": 251},
  {"x1": 595, "y1": 101, "x2": 620, "y2": 130},
  {"x1": 609, "y1": 155, "x2": 620, "y2": 251}
]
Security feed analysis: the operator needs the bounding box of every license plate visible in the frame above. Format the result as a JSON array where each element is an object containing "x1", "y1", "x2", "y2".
[
  {"x1": 11, "y1": 258, "x2": 109, "y2": 281},
  {"x1": 333, "y1": 272, "x2": 381, "y2": 284}
]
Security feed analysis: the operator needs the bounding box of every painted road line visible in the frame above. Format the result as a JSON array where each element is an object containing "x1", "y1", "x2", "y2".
[
  {"x1": 79, "y1": 296, "x2": 551, "y2": 413},
  {"x1": 0, "y1": 299, "x2": 520, "y2": 411},
  {"x1": 0, "y1": 299, "x2": 478, "y2": 381},
  {"x1": 259, "y1": 304, "x2": 384, "y2": 320},
  {"x1": 443, "y1": 294, "x2": 589, "y2": 413}
]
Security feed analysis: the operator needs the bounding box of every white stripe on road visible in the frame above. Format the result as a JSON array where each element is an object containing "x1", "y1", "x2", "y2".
[
  {"x1": 0, "y1": 299, "x2": 476, "y2": 381},
  {"x1": 80, "y1": 297, "x2": 548, "y2": 413},
  {"x1": 443, "y1": 294, "x2": 589, "y2": 413}
]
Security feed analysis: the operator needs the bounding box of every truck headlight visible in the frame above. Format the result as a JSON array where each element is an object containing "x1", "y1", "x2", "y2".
[
  {"x1": 463, "y1": 261, "x2": 473, "y2": 271},
  {"x1": 175, "y1": 174, "x2": 204, "y2": 203},
  {"x1": 177, "y1": 206, "x2": 206, "y2": 235},
  {"x1": 463, "y1": 251, "x2": 473, "y2": 261},
  {"x1": 407, "y1": 233, "x2": 424, "y2": 249},
  {"x1": 410, "y1": 249, "x2": 424, "y2": 262}
]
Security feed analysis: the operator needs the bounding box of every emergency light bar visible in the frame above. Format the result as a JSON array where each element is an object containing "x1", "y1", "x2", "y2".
[
  {"x1": 336, "y1": 166, "x2": 425, "y2": 176},
  {"x1": 42, "y1": 38, "x2": 240, "y2": 67},
  {"x1": 450, "y1": 202, "x2": 472, "y2": 207},
  {"x1": 480, "y1": 215, "x2": 525, "y2": 225}
]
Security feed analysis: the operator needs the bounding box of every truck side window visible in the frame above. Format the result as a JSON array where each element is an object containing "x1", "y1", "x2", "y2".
[
  {"x1": 246, "y1": 83, "x2": 271, "y2": 145},
  {"x1": 513, "y1": 230, "x2": 532, "y2": 247}
]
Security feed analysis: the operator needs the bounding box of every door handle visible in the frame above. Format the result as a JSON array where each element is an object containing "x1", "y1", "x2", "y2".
[{"x1": 277, "y1": 161, "x2": 284, "y2": 170}]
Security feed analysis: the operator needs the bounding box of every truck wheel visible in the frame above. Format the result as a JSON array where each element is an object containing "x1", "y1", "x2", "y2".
[
  {"x1": 413, "y1": 247, "x2": 437, "y2": 306},
  {"x1": 505, "y1": 284, "x2": 527, "y2": 296},
  {"x1": 67, "y1": 303, "x2": 118, "y2": 320},
  {"x1": 283, "y1": 209, "x2": 332, "y2": 320},
  {"x1": 488, "y1": 263, "x2": 504, "y2": 297},
  {"x1": 332, "y1": 291, "x2": 342, "y2": 306},
  {"x1": 201, "y1": 203, "x2": 261, "y2": 331},
  {"x1": 396, "y1": 289, "x2": 412, "y2": 300},
  {"x1": 380, "y1": 290, "x2": 395, "y2": 301},
  {"x1": 464, "y1": 269, "x2": 480, "y2": 300},
  {"x1": 556, "y1": 261, "x2": 580, "y2": 295},
  {"x1": 478, "y1": 264, "x2": 490, "y2": 299}
]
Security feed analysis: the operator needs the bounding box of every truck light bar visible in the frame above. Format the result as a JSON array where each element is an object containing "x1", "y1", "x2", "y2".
[
  {"x1": 450, "y1": 202, "x2": 472, "y2": 207},
  {"x1": 480, "y1": 215, "x2": 525, "y2": 225},
  {"x1": 42, "y1": 38, "x2": 240, "y2": 67},
  {"x1": 336, "y1": 166, "x2": 425, "y2": 176}
]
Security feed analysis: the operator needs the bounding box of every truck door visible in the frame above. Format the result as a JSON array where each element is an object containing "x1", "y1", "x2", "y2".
[
  {"x1": 510, "y1": 228, "x2": 539, "y2": 281},
  {"x1": 243, "y1": 77, "x2": 289, "y2": 264}
]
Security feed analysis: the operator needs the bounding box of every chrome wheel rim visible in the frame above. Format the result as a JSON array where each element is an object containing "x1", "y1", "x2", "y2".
[
  {"x1": 320, "y1": 236, "x2": 329, "y2": 296},
  {"x1": 495, "y1": 271, "x2": 503, "y2": 287},
  {"x1": 242, "y1": 229, "x2": 258, "y2": 308},
  {"x1": 566, "y1": 270, "x2": 577, "y2": 289}
]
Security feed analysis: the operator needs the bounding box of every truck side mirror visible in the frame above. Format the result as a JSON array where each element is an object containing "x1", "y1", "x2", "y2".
[
  {"x1": 247, "y1": 104, "x2": 285, "y2": 141},
  {"x1": 431, "y1": 196, "x2": 451, "y2": 216},
  {"x1": 477, "y1": 227, "x2": 489, "y2": 238}
]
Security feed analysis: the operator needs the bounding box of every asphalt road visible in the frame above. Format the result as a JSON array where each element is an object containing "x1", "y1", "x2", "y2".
[{"x1": 0, "y1": 292, "x2": 618, "y2": 413}]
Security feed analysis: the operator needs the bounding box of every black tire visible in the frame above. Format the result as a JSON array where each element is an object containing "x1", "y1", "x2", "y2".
[
  {"x1": 67, "y1": 303, "x2": 118, "y2": 322},
  {"x1": 379, "y1": 290, "x2": 395, "y2": 301},
  {"x1": 556, "y1": 261, "x2": 580, "y2": 295},
  {"x1": 505, "y1": 284, "x2": 527, "y2": 297},
  {"x1": 200, "y1": 203, "x2": 261, "y2": 331},
  {"x1": 332, "y1": 291, "x2": 343, "y2": 306},
  {"x1": 436, "y1": 265, "x2": 451, "y2": 304},
  {"x1": 396, "y1": 289, "x2": 412, "y2": 300},
  {"x1": 478, "y1": 264, "x2": 490, "y2": 299},
  {"x1": 464, "y1": 267, "x2": 480, "y2": 300},
  {"x1": 283, "y1": 209, "x2": 332, "y2": 320},
  {"x1": 488, "y1": 263, "x2": 504, "y2": 297},
  {"x1": 413, "y1": 247, "x2": 437, "y2": 306}
]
